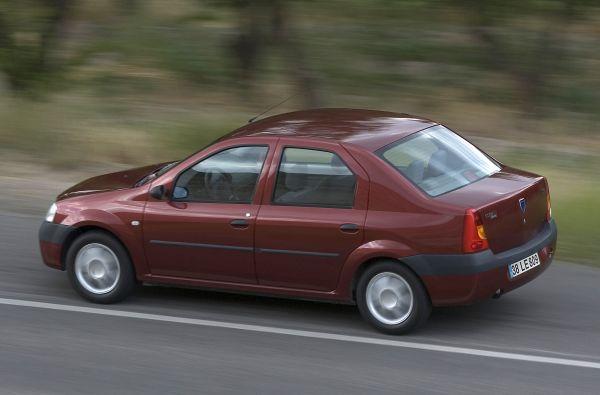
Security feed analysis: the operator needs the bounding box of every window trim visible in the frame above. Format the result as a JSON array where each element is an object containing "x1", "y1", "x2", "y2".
[
  {"x1": 171, "y1": 144, "x2": 270, "y2": 204},
  {"x1": 270, "y1": 146, "x2": 358, "y2": 209}
]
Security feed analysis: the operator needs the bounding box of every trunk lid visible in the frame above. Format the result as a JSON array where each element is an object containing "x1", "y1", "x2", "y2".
[{"x1": 437, "y1": 167, "x2": 549, "y2": 253}]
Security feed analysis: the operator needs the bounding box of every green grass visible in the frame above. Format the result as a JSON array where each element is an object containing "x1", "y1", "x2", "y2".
[
  {"x1": 552, "y1": 186, "x2": 599, "y2": 264},
  {"x1": 494, "y1": 148, "x2": 600, "y2": 266}
]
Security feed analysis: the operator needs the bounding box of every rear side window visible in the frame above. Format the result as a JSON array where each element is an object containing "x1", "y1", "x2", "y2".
[
  {"x1": 273, "y1": 148, "x2": 356, "y2": 208},
  {"x1": 378, "y1": 125, "x2": 500, "y2": 196}
]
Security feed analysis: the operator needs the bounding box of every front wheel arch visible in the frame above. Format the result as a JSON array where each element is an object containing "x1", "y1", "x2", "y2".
[
  {"x1": 65, "y1": 229, "x2": 137, "y2": 303},
  {"x1": 61, "y1": 225, "x2": 136, "y2": 279}
]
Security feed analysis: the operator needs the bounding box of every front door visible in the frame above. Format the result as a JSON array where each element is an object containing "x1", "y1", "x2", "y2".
[
  {"x1": 255, "y1": 141, "x2": 369, "y2": 291},
  {"x1": 143, "y1": 144, "x2": 270, "y2": 283}
]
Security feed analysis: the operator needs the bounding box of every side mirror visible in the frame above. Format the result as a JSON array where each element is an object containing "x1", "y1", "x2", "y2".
[
  {"x1": 172, "y1": 186, "x2": 189, "y2": 200},
  {"x1": 149, "y1": 185, "x2": 167, "y2": 200}
]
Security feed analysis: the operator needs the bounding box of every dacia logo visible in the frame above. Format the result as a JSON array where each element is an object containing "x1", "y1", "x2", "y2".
[
  {"x1": 519, "y1": 198, "x2": 527, "y2": 214},
  {"x1": 519, "y1": 198, "x2": 527, "y2": 224}
]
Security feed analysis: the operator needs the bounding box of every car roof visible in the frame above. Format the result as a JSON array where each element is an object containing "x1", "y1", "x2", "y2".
[{"x1": 222, "y1": 108, "x2": 437, "y2": 151}]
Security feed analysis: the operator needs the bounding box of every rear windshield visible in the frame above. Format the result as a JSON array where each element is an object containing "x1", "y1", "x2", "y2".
[{"x1": 377, "y1": 125, "x2": 500, "y2": 196}]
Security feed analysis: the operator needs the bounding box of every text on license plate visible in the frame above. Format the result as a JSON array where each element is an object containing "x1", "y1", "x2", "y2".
[{"x1": 508, "y1": 252, "x2": 540, "y2": 279}]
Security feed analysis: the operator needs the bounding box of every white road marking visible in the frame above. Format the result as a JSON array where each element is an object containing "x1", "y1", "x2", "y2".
[{"x1": 1, "y1": 297, "x2": 599, "y2": 370}]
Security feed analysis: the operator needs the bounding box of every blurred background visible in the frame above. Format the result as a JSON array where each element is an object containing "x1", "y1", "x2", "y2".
[{"x1": 0, "y1": 0, "x2": 598, "y2": 265}]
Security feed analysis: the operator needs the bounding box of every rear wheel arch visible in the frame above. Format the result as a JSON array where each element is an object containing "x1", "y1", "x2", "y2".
[
  {"x1": 355, "y1": 259, "x2": 432, "y2": 334},
  {"x1": 339, "y1": 239, "x2": 418, "y2": 300},
  {"x1": 351, "y1": 257, "x2": 430, "y2": 304}
]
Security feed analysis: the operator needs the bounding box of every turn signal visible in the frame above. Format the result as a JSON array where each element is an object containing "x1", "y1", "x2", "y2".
[{"x1": 463, "y1": 209, "x2": 489, "y2": 253}]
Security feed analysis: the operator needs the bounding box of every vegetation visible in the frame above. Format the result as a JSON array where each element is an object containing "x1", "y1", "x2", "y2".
[{"x1": 0, "y1": 0, "x2": 598, "y2": 265}]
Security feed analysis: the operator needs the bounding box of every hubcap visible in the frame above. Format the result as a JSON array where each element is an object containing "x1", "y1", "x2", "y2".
[
  {"x1": 74, "y1": 243, "x2": 120, "y2": 295},
  {"x1": 366, "y1": 272, "x2": 414, "y2": 325}
]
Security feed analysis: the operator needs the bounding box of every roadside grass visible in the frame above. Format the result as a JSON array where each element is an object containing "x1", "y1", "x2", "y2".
[
  {"x1": 0, "y1": 92, "x2": 251, "y2": 168},
  {"x1": 552, "y1": 187, "x2": 599, "y2": 265}
]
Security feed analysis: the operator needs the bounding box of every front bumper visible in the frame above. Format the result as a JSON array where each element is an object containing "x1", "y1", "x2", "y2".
[
  {"x1": 39, "y1": 221, "x2": 76, "y2": 270},
  {"x1": 404, "y1": 219, "x2": 557, "y2": 306}
]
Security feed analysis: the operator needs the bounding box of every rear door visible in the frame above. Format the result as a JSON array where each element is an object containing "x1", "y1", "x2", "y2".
[{"x1": 255, "y1": 139, "x2": 369, "y2": 291}]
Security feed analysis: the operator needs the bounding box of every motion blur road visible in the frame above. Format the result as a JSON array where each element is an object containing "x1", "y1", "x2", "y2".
[{"x1": 1, "y1": 212, "x2": 599, "y2": 394}]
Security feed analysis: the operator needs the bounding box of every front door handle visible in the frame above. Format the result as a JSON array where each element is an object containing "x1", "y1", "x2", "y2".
[
  {"x1": 339, "y1": 223, "x2": 359, "y2": 233},
  {"x1": 230, "y1": 219, "x2": 249, "y2": 229}
]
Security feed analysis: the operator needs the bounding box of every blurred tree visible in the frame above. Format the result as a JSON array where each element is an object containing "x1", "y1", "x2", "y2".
[
  {"x1": 223, "y1": 0, "x2": 321, "y2": 107},
  {"x1": 120, "y1": 0, "x2": 138, "y2": 15},
  {"x1": 453, "y1": 0, "x2": 589, "y2": 115},
  {"x1": 227, "y1": 0, "x2": 262, "y2": 91},
  {"x1": 0, "y1": 0, "x2": 70, "y2": 94},
  {"x1": 269, "y1": 0, "x2": 321, "y2": 107}
]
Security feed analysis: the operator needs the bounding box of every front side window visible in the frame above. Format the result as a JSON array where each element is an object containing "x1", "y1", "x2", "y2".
[
  {"x1": 378, "y1": 125, "x2": 501, "y2": 196},
  {"x1": 174, "y1": 146, "x2": 268, "y2": 203},
  {"x1": 273, "y1": 148, "x2": 356, "y2": 208}
]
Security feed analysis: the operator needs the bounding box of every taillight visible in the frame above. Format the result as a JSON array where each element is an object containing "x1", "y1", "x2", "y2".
[
  {"x1": 545, "y1": 180, "x2": 552, "y2": 222},
  {"x1": 463, "y1": 209, "x2": 489, "y2": 253}
]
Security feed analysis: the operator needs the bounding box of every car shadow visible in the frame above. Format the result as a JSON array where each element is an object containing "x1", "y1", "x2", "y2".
[
  {"x1": 128, "y1": 282, "x2": 520, "y2": 337},
  {"x1": 134, "y1": 284, "x2": 359, "y2": 322}
]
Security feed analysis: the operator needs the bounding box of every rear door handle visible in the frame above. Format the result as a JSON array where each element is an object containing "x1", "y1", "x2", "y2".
[
  {"x1": 339, "y1": 223, "x2": 359, "y2": 233},
  {"x1": 230, "y1": 219, "x2": 249, "y2": 229}
]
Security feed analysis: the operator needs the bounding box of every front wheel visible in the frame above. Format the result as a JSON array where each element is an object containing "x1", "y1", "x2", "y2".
[
  {"x1": 66, "y1": 231, "x2": 136, "y2": 304},
  {"x1": 356, "y1": 261, "x2": 431, "y2": 334}
]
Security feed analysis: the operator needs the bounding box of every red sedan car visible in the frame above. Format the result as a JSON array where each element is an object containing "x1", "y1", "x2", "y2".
[{"x1": 39, "y1": 109, "x2": 557, "y2": 334}]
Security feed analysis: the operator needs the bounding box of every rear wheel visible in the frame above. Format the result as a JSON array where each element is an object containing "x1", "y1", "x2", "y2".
[
  {"x1": 356, "y1": 261, "x2": 431, "y2": 334},
  {"x1": 66, "y1": 231, "x2": 136, "y2": 304}
]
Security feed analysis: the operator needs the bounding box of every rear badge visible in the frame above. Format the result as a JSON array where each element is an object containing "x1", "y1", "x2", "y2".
[
  {"x1": 519, "y1": 198, "x2": 527, "y2": 224},
  {"x1": 519, "y1": 198, "x2": 527, "y2": 214}
]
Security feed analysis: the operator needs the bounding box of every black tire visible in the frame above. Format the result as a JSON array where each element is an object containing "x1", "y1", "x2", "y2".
[
  {"x1": 66, "y1": 231, "x2": 136, "y2": 304},
  {"x1": 356, "y1": 261, "x2": 431, "y2": 335}
]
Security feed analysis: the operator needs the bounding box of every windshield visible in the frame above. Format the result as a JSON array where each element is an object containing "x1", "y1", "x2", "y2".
[{"x1": 377, "y1": 125, "x2": 500, "y2": 196}]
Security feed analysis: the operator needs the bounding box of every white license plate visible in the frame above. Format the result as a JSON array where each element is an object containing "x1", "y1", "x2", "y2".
[{"x1": 508, "y1": 252, "x2": 540, "y2": 279}]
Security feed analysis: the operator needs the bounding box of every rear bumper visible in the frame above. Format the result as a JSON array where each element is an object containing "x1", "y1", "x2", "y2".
[
  {"x1": 39, "y1": 221, "x2": 75, "y2": 270},
  {"x1": 404, "y1": 219, "x2": 557, "y2": 306}
]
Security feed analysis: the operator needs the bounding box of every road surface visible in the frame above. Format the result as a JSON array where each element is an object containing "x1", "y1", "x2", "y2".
[{"x1": 1, "y1": 212, "x2": 599, "y2": 394}]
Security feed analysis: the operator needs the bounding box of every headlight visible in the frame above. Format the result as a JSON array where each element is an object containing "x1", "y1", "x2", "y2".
[{"x1": 45, "y1": 203, "x2": 57, "y2": 223}]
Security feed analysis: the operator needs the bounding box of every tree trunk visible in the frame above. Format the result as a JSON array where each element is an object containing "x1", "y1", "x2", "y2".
[
  {"x1": 229, "y1": 2, "x2": 262, "y2": 91},
  {"x1": 270, "y1": 0, "x2": 321, "y2": 108},
  {"x1": 38, "y1": 0, "x2": 70, "y2": 74},
  {"x1": 0, "y1": 1, "x2": 70, "y2": 93}
]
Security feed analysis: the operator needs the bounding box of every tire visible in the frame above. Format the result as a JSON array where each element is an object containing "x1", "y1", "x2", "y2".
[
  {"x1": 66, "y1": 231, "x2": 136, "y2": 304},
  {"x1": 356, "y1": 261, "x2": 431, "y2": 335}
]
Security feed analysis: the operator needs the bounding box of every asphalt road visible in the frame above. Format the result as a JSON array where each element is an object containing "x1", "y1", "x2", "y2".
[{"x1": 1, "y1": 212, "x2": 599, "y2": 394}]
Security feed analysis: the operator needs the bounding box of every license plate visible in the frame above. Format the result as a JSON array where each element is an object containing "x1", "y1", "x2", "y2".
[{"x1": 508, "y1": 252, "x2": 540, "y2": 279}]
